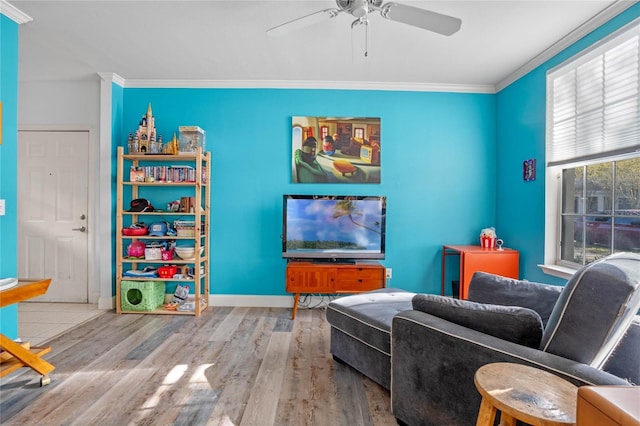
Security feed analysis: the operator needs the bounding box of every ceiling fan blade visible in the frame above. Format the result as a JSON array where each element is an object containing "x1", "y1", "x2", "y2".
[
  {"x1": 380, "y1": 2, "x2": 461, "y2": 36},
  {"x1": 267, "y1": 8, "x2": 342, "y2": 36},
  {"x1": 351, "y1": 18, "x2": 369, "y2": 63}
]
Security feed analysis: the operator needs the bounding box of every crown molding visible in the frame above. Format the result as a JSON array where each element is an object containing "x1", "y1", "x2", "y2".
[
  {"x1": 121, "y1": 79, "x2": 496, "y2": 94},
  {"x1": 98, "y1": 72, "x2": 125, "y2": 87},
  {"x1": 0, "y1": 0, "x2": 33, "y2": 24},
  {"x1": 495, "y1": 0, "x2": 638, "y2": 92}
]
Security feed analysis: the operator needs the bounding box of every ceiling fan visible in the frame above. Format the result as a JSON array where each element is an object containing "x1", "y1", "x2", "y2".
[{"x1": 267, "y1": 0, "x2": 462, "y2": 60}]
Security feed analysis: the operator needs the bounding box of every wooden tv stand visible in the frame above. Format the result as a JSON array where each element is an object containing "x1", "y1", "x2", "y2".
[{"x1": 286, "y1": 260, "x2": 385, "y2": 319}]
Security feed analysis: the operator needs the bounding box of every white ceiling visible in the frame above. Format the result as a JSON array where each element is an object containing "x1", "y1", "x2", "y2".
[{"x1": 6, "y1": 0, "x2": 636, "y2": 92}]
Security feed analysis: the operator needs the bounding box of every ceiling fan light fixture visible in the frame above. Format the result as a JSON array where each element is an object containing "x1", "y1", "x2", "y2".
[{"x1": 351, "y1": 0, "x2": 369, "y2": 18}]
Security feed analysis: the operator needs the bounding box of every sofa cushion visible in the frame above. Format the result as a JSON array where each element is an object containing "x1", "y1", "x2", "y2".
[
  {"x1": 412, "y1": 294, "x2": 544, "y2": 348},
  {"x1": 467, "y1": 271, "x2": 562, "y2": 327},
  {"x1": 540, "y1": 252, "x2": 640, "y2": 368},
  {"x1": 326, "y1": 288, "x2": 415, "y2": 355}
]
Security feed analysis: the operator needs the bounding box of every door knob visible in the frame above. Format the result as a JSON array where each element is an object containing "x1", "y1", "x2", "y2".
[
  {"x1": 80, "y1": 214, "x2": 86, "y2": 220},
  {"x1": 72, "y1": 226, "x2": 86, "y2": 232}
]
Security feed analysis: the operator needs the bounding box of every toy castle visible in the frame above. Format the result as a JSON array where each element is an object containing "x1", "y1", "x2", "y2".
[{"x1": 129, "y1": 103, "x2": 162, "y2": 153}]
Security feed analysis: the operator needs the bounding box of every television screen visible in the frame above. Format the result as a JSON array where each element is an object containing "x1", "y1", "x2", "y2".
[{"x1": 282, "y1": 195, "x2": 386, "y2": 261}]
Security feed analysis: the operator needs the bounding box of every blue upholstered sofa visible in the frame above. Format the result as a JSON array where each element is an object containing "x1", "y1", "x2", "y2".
[{"x1": 326, "y1": 252, "x2": 640, "y2": 426}]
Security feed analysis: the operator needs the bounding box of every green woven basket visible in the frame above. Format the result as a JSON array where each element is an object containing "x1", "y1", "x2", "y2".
[{"x1": 121, "y1": 280, "x2": 165, "y2": 311}]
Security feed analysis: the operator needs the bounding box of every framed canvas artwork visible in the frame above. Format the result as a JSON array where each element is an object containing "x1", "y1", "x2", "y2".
[{"x1": 291, "y1": 116, "x2": 381, "y2": 184}]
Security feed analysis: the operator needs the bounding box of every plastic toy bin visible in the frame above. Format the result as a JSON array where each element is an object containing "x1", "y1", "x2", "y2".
[{"x1": 121, "y1": 280, "x2": 166, "y2": 311}]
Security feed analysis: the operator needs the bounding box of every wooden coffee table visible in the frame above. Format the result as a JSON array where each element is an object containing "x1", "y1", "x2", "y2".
[{"x1": 474, "y1": 362, "x2": 578, "y2": 426}]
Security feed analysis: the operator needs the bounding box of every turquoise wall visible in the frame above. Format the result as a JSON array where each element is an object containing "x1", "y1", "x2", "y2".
[
  {"x1": 0, "y1": 15, "x2": 20, "y2": 338},
  {"x1": 121, "y1": 89, "x2": 497, "y2": 295},
  {"x1": 496, "y1": 5, "x2": 640, "y2": 284}
]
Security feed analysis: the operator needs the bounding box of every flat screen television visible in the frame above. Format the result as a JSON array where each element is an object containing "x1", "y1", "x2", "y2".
[{"x1": 282, "y1": 195, "x2": 386, "y2": 262}]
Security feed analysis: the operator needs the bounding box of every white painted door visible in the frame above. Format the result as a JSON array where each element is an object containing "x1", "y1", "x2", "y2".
[{"x1": 18, "y1": 130, "x2": 89, "y2": 302}]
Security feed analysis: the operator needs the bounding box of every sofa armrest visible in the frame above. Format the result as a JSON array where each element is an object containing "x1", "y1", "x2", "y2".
[
  {"x1": 602, "y1": 315, "x2": 640, "y2": 385},
  {"x1": 391, "y1": 309, "x2": 630, "y2": 426}
]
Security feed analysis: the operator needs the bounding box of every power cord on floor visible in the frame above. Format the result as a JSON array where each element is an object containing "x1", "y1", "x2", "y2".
[{"x1": 295, "y1": 294, "x2": 338, "y2": 310}]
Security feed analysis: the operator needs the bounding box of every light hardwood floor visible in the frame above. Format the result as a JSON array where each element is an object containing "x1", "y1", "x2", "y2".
[{"x1": 0, "y1": 307, "x2": 397, "y2": 425}]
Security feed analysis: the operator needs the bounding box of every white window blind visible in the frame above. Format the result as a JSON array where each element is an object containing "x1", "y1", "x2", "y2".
[{"x1": 547, "y1": 20, "x2": 640, "y2": 166}]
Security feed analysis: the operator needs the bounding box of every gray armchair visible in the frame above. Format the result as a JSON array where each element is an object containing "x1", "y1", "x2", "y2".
[{"x1": 391, "y1": 252, "x2": 640, "y2": 426}]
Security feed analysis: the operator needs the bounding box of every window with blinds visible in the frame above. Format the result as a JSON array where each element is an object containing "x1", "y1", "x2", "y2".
[
  {"x1": 545, "y1": 19, "x2": 640, "y2": 267},
  {"x1": 547, "y1": 20, "x2": 639, "y2": 167}
]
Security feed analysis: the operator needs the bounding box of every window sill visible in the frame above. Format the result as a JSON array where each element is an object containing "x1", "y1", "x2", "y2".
[{"x1": 537, "y1": 263, "x2": 576, "y2": 280}]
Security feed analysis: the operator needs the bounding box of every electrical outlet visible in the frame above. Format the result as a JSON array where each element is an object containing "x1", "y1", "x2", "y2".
[
  {"x1": 0, "y1": 199, "x2": 5, "y2": 216},
  {"x1": 385, "y1": 268, "x2": 392, "y2": 279}
]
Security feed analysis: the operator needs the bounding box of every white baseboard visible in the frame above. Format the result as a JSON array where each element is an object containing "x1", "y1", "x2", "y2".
[
  {"x1": 99, "y1": 296, "x2": 114, "y2": 310},
  {"x1": 209, "y1": 294, "x2": 337, "y2": 309},
  {"x1": 209, "y1": 294, "x2": 294, "y2": 308},
  {"x1": 103, "y1": 294, "x2": 337, "y2": 310}
]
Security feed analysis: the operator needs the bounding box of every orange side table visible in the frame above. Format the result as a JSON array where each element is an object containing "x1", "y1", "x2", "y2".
[{"x1": 442, "y1": 245, "x2": 519, "y2": 299}]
